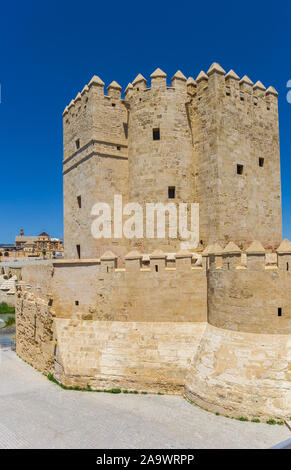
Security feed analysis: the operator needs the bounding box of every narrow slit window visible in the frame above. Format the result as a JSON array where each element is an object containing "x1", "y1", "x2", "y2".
[
  {"x1": 155, "y1": 265, "x2": 158, "y2": 272},
  {"x1": 76, "y1": 244, "x2": 81, "y2": 259},
  {"x1": 153, "y1": 128, "x2": 160, "y2": 140},
  {"x1": 278, "y1": 307, "x2": 282, "y2": 317},
  {"x1": 75, "y1": 300, "x2": 79, "y2": 306},
  {"x1": 75, "y1": 139, "x2": 80, "y2": 149},
  {"x1": 259, "y1": 158, "x2": 264, "y2": 167},
  {"x1": 287, "y1": 262, "x2": 289, "y2": 271},
  {"x1": 237, "y1": 164, "x2": 243, "y2": 175},
  {"x1": 168, "y1": 186, "x2": 175, "y2": 199},
  {"x1": 77, "y1": 195, "x2": 81, "y2": 208}
]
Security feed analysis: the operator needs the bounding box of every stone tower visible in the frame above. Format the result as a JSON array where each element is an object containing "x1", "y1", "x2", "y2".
[
  {"x1": 188, "y1": 63, "x2": 282, "y2": 249},
  {"x1": 125, "y1": 68, "x2": 195, "y2": 252},
  {"x1": 62, "y1": 63, "x2": 282, "y2": 259},
  {"x1": 62, "y1": 77, "x2": 128, "y2": 259}
]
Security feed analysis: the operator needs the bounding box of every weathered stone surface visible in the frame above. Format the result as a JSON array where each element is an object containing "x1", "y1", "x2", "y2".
[{"x1": 185, "y1": 324, "x2": 291, "y2": 420}]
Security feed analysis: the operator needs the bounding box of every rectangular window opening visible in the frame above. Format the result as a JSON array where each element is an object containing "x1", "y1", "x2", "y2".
[
  {"x1": 278, "y1": 307, "x2": 282, "y2": 317},
  {"x1": 259, "y1": 158, "x2": 264, "y2": 167},
  {"x1": 76, "y1": 244, "x2": 81, "y2": 259},
  {"x1": 287, "y1": 262, "x2": 289, "y2": 271},
  {"x1": 237, "y1": 164, "x2": 244, "y2": 175},
  {"x1": 168, "y1": 186, "x2": 175, "y2": 199},
  {"x1": 75, "y1": 139, "x2": 80, "y2": 149},
  {"x1": 153, "y1": 128, "x2": 160, "y2": 140},
  {"x1": 77, "y1": 195, "x2": 81, "y2": 208},
  {"x1": 155, "y1": 265, "x2": 158, "y2": 272},
  {"x1": 75, "y1": 300, "x2": 79, "y2": 306}
]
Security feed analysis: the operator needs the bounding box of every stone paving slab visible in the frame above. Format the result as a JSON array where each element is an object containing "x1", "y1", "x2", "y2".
[{"x1": 0, "y1": 350, "x2": 290, "y2": 449}]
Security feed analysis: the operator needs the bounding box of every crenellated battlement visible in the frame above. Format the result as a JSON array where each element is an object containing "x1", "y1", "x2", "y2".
[
  {"x1": 187, "y1": 63, "x2": 278, "y2": 115},
  {"x1": 63, "y1": 63, "x2": 278, "y2": 120},
  {"x1": 204, "y1": 239, "x2": 291, "y2": 272}
]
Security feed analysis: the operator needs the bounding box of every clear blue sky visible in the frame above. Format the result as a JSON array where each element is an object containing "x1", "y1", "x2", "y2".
[{"x1": 0, "y1": 0, "x2": 290, "y2": 243}]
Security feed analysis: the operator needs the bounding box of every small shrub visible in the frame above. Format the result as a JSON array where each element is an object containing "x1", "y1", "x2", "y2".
[
  {"x1": 276, "y1": 421, "x2": 284, "y2": 426},
  {"x1": 141, "y1": 391, "x2": 147, "y2": 395},
  {"x1": 157, "y1": 392, "x2": 164, "y2": 396},
  {"x1": 251, "y1": 418, "x2": 260, "y2": 423},
  {"x1": 110, "y1": 388, "x2": 121, "y2": 394},
  {"x1": 123, "y1": 390, "x2": 129, "y2": 394},
  {"x1": 238, "y1": 417, "x2": 249, "y2": 422},
  {"x1": 4, "y1": 316, "x2": 15, "y2": 327},
  {"x1": 267, "y1": 419, "x2": 276, "y2": 425},
  {"x1": 215, "y1": 412, "x2": 220, "y2": 416}
]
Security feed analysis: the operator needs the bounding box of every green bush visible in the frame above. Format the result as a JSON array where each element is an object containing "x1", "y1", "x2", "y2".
[
  {"x1": 266, "y1": 419, "x2": 276, "y2": 425},
  {"x1": 0, "y1": 302, "x2": 15, "y2": 314}
]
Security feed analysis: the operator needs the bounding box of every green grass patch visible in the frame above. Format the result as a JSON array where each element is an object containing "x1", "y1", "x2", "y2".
[
  {"x1": 237, "y1": 417, "x2": 249, "y2": 422},
  {"x1": 251, "y1": 418, "x2": 260, "y2": 423}
]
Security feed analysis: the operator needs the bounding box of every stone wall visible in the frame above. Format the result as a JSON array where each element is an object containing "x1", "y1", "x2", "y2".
[
  {"x1": 15, "y1": 243, "x2": 291, "y2": 418},
  {"x1": 185, "y1": 324, "x2": 291, "y2": 420},
  {"x1": 16, "y1": 251, "x2": 207, "y2": 392},
  {"x1": 54, "y1": 320, "x2": 206, "y2": 393},
  {"x1": 16, "y1": 290, "x2": 55, "y2": 375},
  {"x1": 51, "y1": 254, "x2": 207, "y2": 323},
  {"x1": 207, "y1": 246, "x2": 291, "y2": 334}
]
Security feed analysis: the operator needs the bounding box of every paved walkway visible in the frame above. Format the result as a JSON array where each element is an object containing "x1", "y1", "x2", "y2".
[{"x1": 0, "y1": 349, "x2": 290, "y2": 449}]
